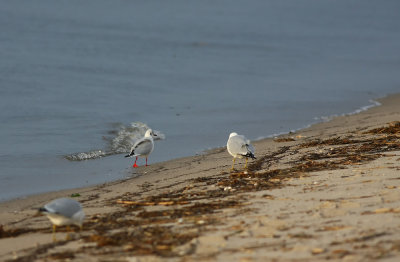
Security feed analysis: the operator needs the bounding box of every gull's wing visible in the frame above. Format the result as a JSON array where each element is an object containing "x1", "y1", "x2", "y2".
[
  {"x1": 228, "y1": 135, "x2": 255, "y2": 158},
  {"x1": 246, "y1": 142, "x2": 255, "y2": 155},
  {"x1": 44, "y1": 198, "x2": 82, "y2": 218},
  {"x1": 127, "y1": 137, "x2": 154, "y2": 157},
  {"x1": 228, "y1": 135, "x2": 247, "y2": 155}
]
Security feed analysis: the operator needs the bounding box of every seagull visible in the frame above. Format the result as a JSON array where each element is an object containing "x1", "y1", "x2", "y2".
[
  {"x1": 38, "y1": 198, "x2": 85, "y2": 241},
  {"x1": 125, "y1": 128, "x2": 156, "y2": 167},
  {"x1": 227, "y1": 132, "x2": 256, "y2": 170}
]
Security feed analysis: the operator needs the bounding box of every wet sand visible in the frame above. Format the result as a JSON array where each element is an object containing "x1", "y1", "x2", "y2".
[{"x1": 1, "y1": 94, "x2": 400, "y2": 262}]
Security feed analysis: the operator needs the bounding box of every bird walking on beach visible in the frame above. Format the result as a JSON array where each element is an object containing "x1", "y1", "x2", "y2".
[
  {"x1": 227, "y1": 132, "x2": 256, "y2": 171},
  {"x1": 38, "y1": 198, "x2": 85, "y2": 241},
  {"x1": 125, "y1": 129, "x2": 156, "y2": 167}
]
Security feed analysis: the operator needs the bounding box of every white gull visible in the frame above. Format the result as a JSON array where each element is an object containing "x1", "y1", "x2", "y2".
[
  {"x1": 227, "y1": 132, "x2": 256, "y2": 170},
  {"x1": 125, "y1": 128, "x2": 156, "y2": 167},
  {"x1": 39, "y1": 198, "x2": 85, "y2": 241}
]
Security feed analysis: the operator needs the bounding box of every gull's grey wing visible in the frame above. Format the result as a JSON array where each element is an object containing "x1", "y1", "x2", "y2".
[
  {"x1": 132, "y1": 138, "x2": 153, "y2": 156},
  {"x1": 246, "y1": 143, "x2": 255, "y2": 155},
  {"x1": 44, "y1": 198, "x2": 82, "y2": 218},
  {"x1": 228, "y1": 135, "x2": 255, "y2": 158},
  {"x1": 228, "y1": 135, "x2": 249, "y2": 155}
]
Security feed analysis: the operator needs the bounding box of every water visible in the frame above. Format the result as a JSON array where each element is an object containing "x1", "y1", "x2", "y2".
[{"x1": 1, "y1": 0, "x2": 399, "y2": 201}]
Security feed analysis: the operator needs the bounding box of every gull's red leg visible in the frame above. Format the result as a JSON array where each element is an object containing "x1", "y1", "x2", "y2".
[{"x1": 133, "y1": 157, "x2": 138, "y2": 168}]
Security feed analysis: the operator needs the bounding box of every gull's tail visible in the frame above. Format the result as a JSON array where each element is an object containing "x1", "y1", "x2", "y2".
[
  {"x1": 244, "y1": 144, "x2": 256, "y2": 159},
  {"x1": 245, "y1": 152, "x2": 256, "y2": 159},
  {"x1": 38, "y1": 207, "x2": 49, "y2": 213},
  {"x1": 125, "y1": 150, "x2": 135, "y2": 158}
]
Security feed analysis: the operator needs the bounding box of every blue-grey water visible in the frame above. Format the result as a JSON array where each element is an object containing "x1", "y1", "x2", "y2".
[{"x1": 1, "y1": 0, "x2": 399, "y2": 201}]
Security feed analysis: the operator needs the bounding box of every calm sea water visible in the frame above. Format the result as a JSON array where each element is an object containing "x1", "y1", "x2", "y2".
[{"x1": 1, "y1": 0, "x2": 399, "y2": 201}]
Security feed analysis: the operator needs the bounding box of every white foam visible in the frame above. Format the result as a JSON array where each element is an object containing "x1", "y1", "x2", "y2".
[{"x1": 314, "y1": 99, "x2": 381, "y2": 123}]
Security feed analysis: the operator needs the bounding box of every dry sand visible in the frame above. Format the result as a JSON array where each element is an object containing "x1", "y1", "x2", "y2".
[{"x1": 1, "y1": 94, "x2": 400, "y2": 262}]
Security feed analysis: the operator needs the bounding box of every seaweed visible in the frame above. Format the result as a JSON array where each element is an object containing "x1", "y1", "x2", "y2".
[
  {"x1": 298, "y1": 137, "x2": 361, "y2": 148},
  {"x1": 274, "y1": 137, "x2": 296, "y2": 142},
  {"x1": 85, "y1": 226, "x2": 197, "y2": 257},
  {"x1": 365, "y1": 121, "x2": 400, "y2": 135},
  {"x1": 0, "y1": 225, "x2": 38, "y2": 239}
]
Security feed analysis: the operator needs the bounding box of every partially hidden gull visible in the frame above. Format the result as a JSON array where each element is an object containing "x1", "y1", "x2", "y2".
[
  {"x1": 125, "y1": 129, "x2": 156, "y2": 167},
  {"x1": 39, "y1": 197, "x2": 85, "y2": 241},
  {"x1": 227, "y1": 132, "x2": 256, "y2": 170}
]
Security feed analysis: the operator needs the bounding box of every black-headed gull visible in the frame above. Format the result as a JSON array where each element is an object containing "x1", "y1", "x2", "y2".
[
  {"x1": 227, "y1": 132, "x2": 256, "y2": 170},
  {"x1": 125, "y1": 129, "x2": 156, "y2": 167},
  {"x1": 39, "y1": 198, "x2": 85, "y2": 241}
]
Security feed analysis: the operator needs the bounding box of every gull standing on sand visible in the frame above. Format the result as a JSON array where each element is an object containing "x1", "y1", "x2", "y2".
[
  {"x1": 125, "y1": 129, "x2": 156, "y2": 167},
  {"x1": 227, "y1": 132, "x2": 256, "y2": 170},
  {"x1": 39, "y1": 198, "x2": 85, "y2": 241}
]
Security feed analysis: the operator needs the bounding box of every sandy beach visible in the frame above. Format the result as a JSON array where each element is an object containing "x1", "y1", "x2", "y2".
[{"x1": 1, "y1": 94, "x2": 400, "y2": 262}]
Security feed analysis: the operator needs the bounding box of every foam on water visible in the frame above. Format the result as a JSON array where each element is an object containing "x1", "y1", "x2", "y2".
[
  {"x1": 65, "y1": 122, "x2": 165, "y2": 161},
  {"x1": 65, "y1": 150, "x2": 109, "y2": 161},
  {"x1": 313, "y1": 99, "x2": 382, "y2": 123}
]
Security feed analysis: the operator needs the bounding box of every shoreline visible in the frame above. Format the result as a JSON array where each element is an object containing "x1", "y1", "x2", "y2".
[
  {"x1": 1, "y1": 93, "x2": 400, "y2": 261},
  {"x1": 0, "y1": 95, "x2": 390, "y2": 204},
  {"x1": 257, "y1": 97, "x2": 383, "y2": 142}
]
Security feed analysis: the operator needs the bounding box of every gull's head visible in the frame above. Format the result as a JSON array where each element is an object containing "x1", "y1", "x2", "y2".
[
  {"x1": 229, "y1": 132, "x2": 238, "y2": 138},
  {"x1": 145, "y1": 129, "x2": 157, "y2": 138}
]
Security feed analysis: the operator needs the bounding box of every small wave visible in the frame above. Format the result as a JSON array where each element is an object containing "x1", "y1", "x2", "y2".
[
  {"x1": 65, "y1": 150, "x2": 109, "y2": 161},
  {"x1": 65, "y1": 122, "x2": 165, "y2": 161},
  {"x1": 313, "y1": 99, "x2": 381, "y2": 123}
]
